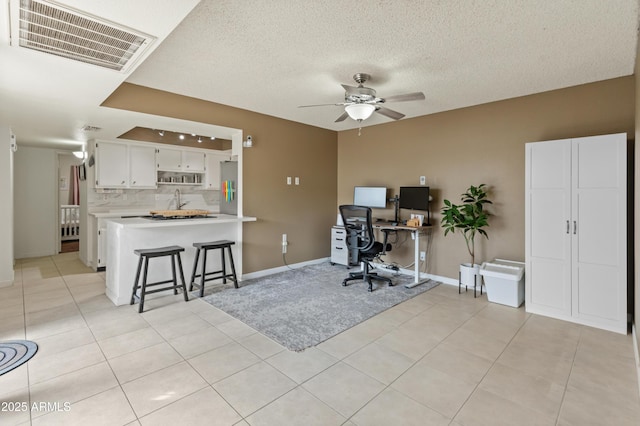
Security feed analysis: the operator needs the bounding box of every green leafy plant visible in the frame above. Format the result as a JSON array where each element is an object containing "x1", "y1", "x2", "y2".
[{"x1": 441, "y1": 184, "x2": 492, "y2": 266}]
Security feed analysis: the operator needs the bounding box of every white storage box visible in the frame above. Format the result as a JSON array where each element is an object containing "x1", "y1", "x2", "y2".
[{"x1": 479, "y1": 259, "x2": 525, "y2": 308}]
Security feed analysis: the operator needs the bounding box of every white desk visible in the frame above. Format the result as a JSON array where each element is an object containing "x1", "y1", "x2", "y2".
[{"x1": 373, "y1": 223, "x2": 432, "y2": 287}]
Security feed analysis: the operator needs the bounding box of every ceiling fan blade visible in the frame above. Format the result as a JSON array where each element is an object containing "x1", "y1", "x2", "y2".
[
  {"x1": 334, "y1": 111, "x2": 349, "y2": 122},
  {"x1": 298, "y1": 103, "x2": 345, "y2": 108},
  {"x1": 341, "y1": 84, "x2": 359, "y2": 92},
  {"x1": 375, "y1": 106, "x2": 405, "y2": 120},
  {"x1": 382, "y1": 92, "x2": 425, "y2": 103}
]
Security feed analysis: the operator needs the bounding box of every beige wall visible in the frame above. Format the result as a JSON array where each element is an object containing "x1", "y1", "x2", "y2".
[
  {"x1": 635, "y1": 44, "x2": 640, "y2": 352},
  {"x1": 338, "y1": 76, "x2": 635, "y2": 280},
  {"x1": 105, "y1": 78, "x2": 634, "y2": 292},
  {"x1": 103, "y1": 84, "x2": 338, "y2": 273}
]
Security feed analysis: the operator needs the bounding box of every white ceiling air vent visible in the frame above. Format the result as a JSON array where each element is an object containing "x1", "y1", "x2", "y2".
[{"x1": 17, "y1": 0, "x2": 155, "y2": 72}]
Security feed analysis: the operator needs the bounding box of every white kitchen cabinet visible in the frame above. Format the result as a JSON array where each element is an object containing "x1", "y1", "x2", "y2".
[
  {"x1": 95, "y1": 141, "x2": 157, "y2": 189},
  {"x1": 95, "y1": 141, "x2": 128, "y2": 188},
  {"x1": 157, "y1": 148, "x2": 205, "y2": 173},
  {"x1": 156, "y1": 147, "x2": 182, "y2": 171},
  {"x1": 183, "y1": 150, "x2": 205, "y2": 172},
  {"x1": 205, "y1": 152, "x2": 231, "y2": 189},
  {"x1": 129, "y1": 144, "x2": 157, "y2": 188},
  {"x1": 525, "y1": 133, "x2": 627, "y2": 334}
]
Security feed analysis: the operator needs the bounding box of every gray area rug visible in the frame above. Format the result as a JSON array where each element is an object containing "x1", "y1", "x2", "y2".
[{"x1": 202, "y1": 262, "x2": 439, "y2": 351}]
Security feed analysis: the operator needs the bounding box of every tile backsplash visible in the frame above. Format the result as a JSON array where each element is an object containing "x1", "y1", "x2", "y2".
[{"x1": 87, "y1": 185, "x2": 220, "y2": 212}]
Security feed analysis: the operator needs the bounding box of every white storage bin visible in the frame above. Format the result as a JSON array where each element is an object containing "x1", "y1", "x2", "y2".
[{"x1": 479, "y1": 259, "x2": 525, "y2": 308}]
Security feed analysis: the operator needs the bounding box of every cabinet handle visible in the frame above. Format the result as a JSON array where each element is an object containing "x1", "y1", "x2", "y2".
[
  {"x1": 573, "y1": 221, "x2": 577, "y2": 235},
  {"x1": 335, "y1": 247, "x2": 343, "y2": 250},
  {"x1": 336, "y1": 238, "x2": 343, "y2": 241},
  {"x1": 566, "y1": 220, "x2": 570, "y2": 234}
]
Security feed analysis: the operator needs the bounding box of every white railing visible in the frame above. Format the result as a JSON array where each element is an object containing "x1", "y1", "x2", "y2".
[{"x1": 61, "y1": 204, "x2": 80, "y2": 241}]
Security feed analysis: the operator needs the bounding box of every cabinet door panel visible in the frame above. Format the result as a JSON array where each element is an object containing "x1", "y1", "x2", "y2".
[
  {"x1": 576, "y1": 264, "x2": 621, "y2": 321},
  {"x1": 129, "y1": 145, "x2": 157, "y2": 188},
  {"x1": 576, "y1": 191, "x2": 619, "y2": 266},
  {"x1": 530, "y1": 191, "x2": 568, "y2": 260},
  {"x1": 205, "y1": 153, "x2": 229, "y2": 189},
  {"x1": 530, "y1": 259, "x2": 571, "y2": 311},
  {"x1": 96, "y1": 142, "x2": 127, "y2": 188},
  {"x1": 183, "y1": 151, "x2": 205, "y2": 172},
  {"x1": 575, "y1": 135, "x2": 622, "y2": 189},
  {"x1": 157, "y1": 148, "x2": 182, "y2": 171}
]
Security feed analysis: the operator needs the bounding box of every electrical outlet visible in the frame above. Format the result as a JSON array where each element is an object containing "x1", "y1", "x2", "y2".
[
  {"x1": 282, "y1": 234, "x2": 288, "y2": 253},
  {"x1": 420, "y1": 176, "x2": 426, "y2": 185},
  {"x1": 286, "y1": 177, "x2": 292, "y2": 185},
  {"x1": 294, "y1": 176, "x2": 300, "y2": 185},
  {"x1": 420, "y1": 251, "x2": 426, "y2": 261}
]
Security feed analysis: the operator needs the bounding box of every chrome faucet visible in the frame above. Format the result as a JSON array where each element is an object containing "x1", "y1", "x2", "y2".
[{"x1": 174, "y1": 189, "x2": 188, "y2": 210}]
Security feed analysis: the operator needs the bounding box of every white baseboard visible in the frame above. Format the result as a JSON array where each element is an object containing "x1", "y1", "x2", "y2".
[
  {"x1": 241, "y1": 257, "x2": 330, "y2": 280},
  {"x1": 243, "y1": 260, "x2": 463, "y2": 289},
  {"x1": 633, "y1": 322, "x2": 640, "y2": 399}
]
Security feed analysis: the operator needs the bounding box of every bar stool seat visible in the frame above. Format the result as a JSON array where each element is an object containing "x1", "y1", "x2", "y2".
[
  {"x1": 130, "y1": 245, "x2": 188, "y2": 313},
  {"x1": 189, "y1": 240, "x2": 238, "y2": 297}
]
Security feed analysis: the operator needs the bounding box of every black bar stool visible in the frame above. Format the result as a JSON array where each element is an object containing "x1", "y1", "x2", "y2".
[
  {"x1": 130, "y1": 245, "x2": 188, "y2": 313},
  {"x1": 189, "y1": 240, "x2": 238, "y2": 297}
]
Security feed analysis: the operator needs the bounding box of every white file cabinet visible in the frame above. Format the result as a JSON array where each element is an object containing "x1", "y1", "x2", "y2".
[{"x1": 330, "y1": 226, "x2": 350, "y2": 266}]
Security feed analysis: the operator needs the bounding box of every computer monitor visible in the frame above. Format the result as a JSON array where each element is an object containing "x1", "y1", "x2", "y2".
[
  {"x1": 353, "y1": 186, "x2": 387, "y2": 208},
  {"x1": 399, "y1": 186, "x2": 430, "y2": 211}
]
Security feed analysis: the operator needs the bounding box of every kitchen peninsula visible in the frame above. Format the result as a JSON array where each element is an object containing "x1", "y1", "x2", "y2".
[{"x1": 105, "y1": 214, "x2": 256, "y2": 305}]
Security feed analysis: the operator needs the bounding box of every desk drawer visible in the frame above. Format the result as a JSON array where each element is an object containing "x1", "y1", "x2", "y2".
[{"x1": 331, "y1": 226, "x2": 349, "y2": 265}]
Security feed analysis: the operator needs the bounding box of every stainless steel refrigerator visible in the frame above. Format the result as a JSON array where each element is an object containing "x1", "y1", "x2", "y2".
[{"x1": 220, "y1": 161, "x2": 238, "y2": 215}]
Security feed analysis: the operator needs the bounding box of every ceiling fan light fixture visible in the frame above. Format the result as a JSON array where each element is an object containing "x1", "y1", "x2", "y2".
[{"x1": 345, "y1": 103, "x2": 375, "y2": 121}]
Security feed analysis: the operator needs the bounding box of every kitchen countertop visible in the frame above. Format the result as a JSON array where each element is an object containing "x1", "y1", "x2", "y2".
[
  {"x1": 90, "y1": 210, "x2": 157, "y2": 218},
  {"x1": 106, "y1": 214, "x2": 256, "y2": 228}
]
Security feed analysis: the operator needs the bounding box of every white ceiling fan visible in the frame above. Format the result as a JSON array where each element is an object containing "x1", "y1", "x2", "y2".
[{"x1": 298, "y1": 73, "x2": 426, "y2": 124}]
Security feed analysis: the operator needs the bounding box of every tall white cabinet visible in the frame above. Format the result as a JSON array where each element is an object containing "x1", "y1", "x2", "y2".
[{"x1": 525, "y1": 133, "x2": 627, "y2": 334}]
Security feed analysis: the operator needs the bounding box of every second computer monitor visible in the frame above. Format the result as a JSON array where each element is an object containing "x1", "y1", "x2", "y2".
[
  {"x1": 399, "y1": 186, "x2": 430, "y2": 211},
  {"x1": 353, "y1": 186, "x2": 387, "y2": 208}
]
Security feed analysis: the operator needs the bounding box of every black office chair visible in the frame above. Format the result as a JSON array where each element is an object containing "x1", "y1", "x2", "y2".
[{"x1": 339, "y1": 205, "x2": 393, "y2": 292}]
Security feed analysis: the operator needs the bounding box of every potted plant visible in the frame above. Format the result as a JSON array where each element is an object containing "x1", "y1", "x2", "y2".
[{"x1": 441, "y1": 184, "x2": 492, "y2": 291}]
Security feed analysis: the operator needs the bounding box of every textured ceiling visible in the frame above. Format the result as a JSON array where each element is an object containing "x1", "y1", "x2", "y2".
[
  {"x1": 1, "y1": 0, "x2": 639, "y2": 148},
  {"x1": 127, "y1": 0, "x2": 640, "y2": 131}
]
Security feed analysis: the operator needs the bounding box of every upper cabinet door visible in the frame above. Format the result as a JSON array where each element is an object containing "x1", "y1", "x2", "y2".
[
  {"x1": 182, "y1": 150, "x2": 205, "y2": 172},
  {"x1": 95, "y1": 141, "x2": 128, "y2": 188},
  {"x1": 205, "y1": 152, "x2": 230, "y2": 189},
  {"x1": 156, "y1": 148, "x2": 182, "y2": 171},
  {"x1": 129, "y1": 145, "x2": 157, "y2": 188}
]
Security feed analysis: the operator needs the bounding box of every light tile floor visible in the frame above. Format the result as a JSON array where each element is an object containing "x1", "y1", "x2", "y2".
[{"x1": 1, "y1": 253, "x2": 639, "y2": 425}]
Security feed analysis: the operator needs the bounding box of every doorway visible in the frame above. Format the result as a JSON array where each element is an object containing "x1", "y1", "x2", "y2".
[{"x1": 57, "y1": 152, "x2": 83, "y2": 253}]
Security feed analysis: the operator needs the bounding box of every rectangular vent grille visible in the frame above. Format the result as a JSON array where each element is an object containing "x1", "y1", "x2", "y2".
[{"x1": 18, "y1": 0, "x2": 154, "y2": 71}]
